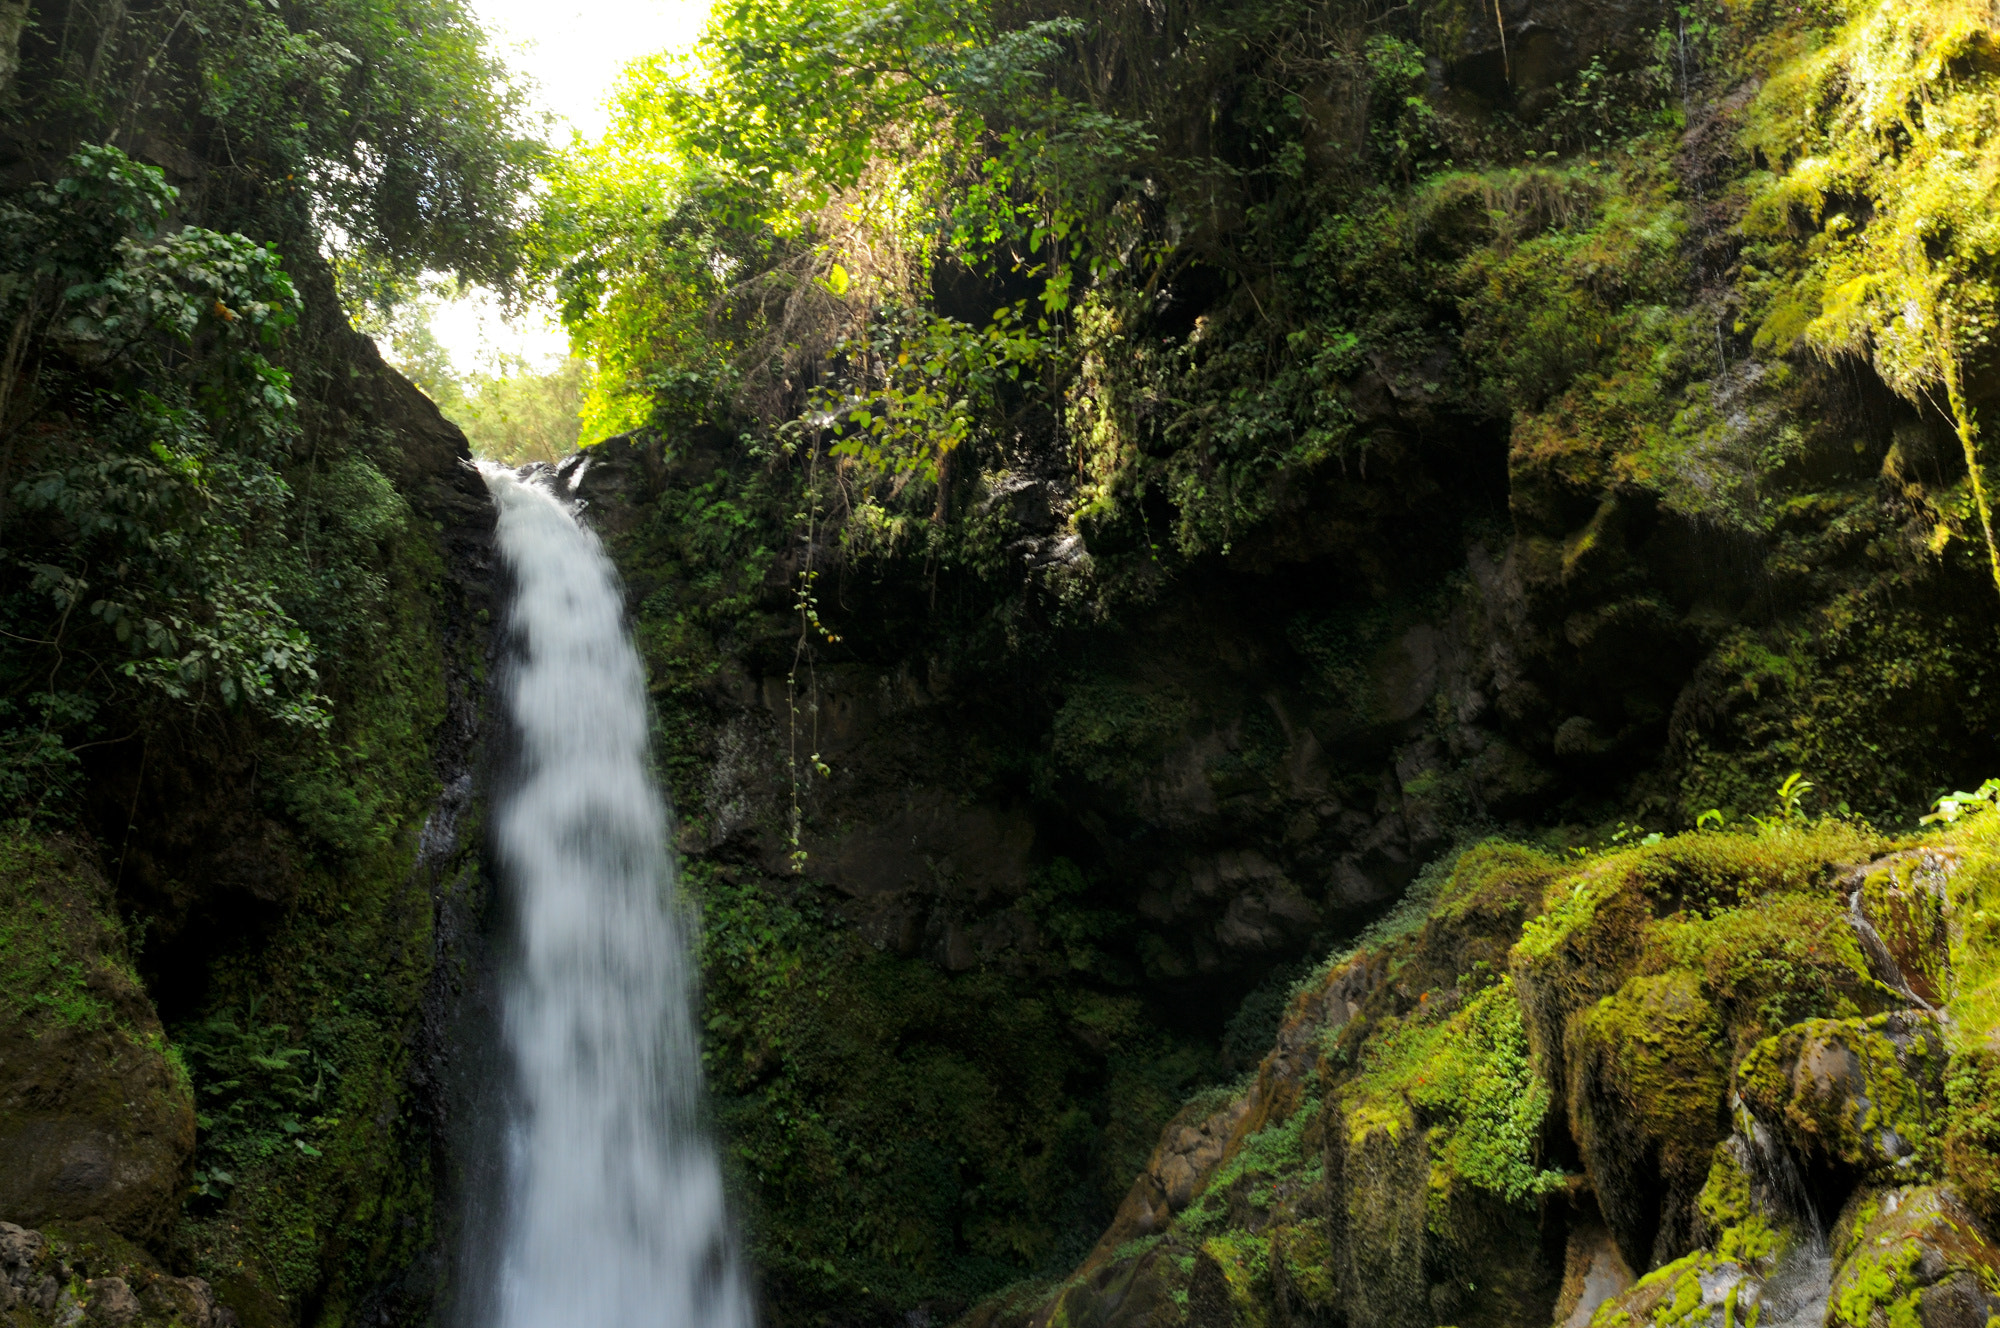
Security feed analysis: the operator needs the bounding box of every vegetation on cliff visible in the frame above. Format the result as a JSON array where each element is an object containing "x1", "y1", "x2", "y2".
[
  {"x1": 10, "y1": 0, "x2": 2000, "y2": 1323},
  {"x1": 514, "y1": 0, "x2": 2000, "y2": 1320},
  {"x1": 0, "y1": 0, "x2": 525, "y2": 1319}
]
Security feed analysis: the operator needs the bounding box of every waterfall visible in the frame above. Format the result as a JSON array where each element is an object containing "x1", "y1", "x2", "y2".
[
  {"x1": 1731, "y1": 1111, "x2": 1831, "y2": 1328},
  {"x1": 478, "y1": 463, "x2": 753, "y2": 1328}
]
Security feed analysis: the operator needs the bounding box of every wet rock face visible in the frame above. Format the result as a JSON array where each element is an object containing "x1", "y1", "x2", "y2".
[
  {"x1": 1850, "y1": 850, "x2": 1955, "y2": 1007},
  {"x1": 1552, "y1": 1221, "x2": 1634, "y2": 1328}
]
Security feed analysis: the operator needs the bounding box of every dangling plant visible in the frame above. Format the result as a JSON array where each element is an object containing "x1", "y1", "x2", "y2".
[{"x1": 1744, "y1": 0, "x2": 2000, "y2": 597}]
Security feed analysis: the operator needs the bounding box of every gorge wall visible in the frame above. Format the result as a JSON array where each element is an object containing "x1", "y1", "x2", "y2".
[
  {"x1": 544, "y1": 0, "x2": 2000, "y2": 1320},
  {"x1": 4, "y1": 0, "x2": 2000, "y2": 1325},
  {"x1": 0, "y1": 0, "x2": 505, "y2": 1317}
]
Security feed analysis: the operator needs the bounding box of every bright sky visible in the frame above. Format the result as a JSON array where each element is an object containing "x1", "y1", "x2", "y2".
[{"x1": 412, "y1": 0, "x2": 711, "y2": 374}]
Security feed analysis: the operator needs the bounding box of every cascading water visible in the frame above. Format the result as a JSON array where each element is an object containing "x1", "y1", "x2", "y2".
[
  {"x1": 1737, "y1": 1114, "x2": 1832, "y2": 1328},
  {"x1": 476, "y1": 463, "x2": 753, "y2": 1328}
]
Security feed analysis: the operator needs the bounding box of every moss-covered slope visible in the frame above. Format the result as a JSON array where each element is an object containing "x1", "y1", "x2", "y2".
[{"x1": 960, "y1": 809, "x2": 2000, "y2": 1328}]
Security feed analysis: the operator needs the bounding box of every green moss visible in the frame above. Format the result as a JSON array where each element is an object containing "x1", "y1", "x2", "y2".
[
  {"x1": 1736, "y1": 1016, "x2": 1943, "y2": 1178},
  {"x1": 1648, "y1": 893, "x2": 1883, "y2": 1054},
  {"x1": 1694, "y1": 1143, "x2": 1783, "y2": 1267},
  {"x1": 1431, "y1": 842, "x2": 1562, "y2": 927},
  {"x1": 1047, "y1": 679, "x2": 1194, "y2": 788},
  {"x1": 1696, "y1": 1141, "x2": 1754, "y2": 1232},
  {"x1": 1941, "y1": 1049, "x2": 2000, "y2": 1226},
  {"x1": 1201, "y1": 1229, "x2": 1272, "y2": 1328},
  {"x1": 1825, "y1": 1186, "x2": 2000, "y2": 1328},
  {"x1": 1829, "y1": 1223, "x2": 1926, "y2": 1328},
  {"x1": 1516, "y1": 862, "x2": 1631, "y2": 965},
  {"x1": 1939, "y1": 810, "x2": 2000, "y2": 1046},
  {"x1": 1575, "y1": 969, "x2": 1729, "y2": 1162},
  {"x1": 1343, "y1": 978, "x2": 1564, "y2": 1209},
  {"x1": 1271, "y1": 1219, "x2": 1336, "y2": 1309},
  {"x1": 0, "y1": 830, "x2": 124, "y2": 1033},
  {"x1": 693, "y1": 862, "x2": 1218, "y2": 1318}
]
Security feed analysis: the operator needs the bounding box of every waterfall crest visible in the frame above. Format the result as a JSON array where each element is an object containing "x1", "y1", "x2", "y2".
[{"x1": 480, "y1": 463, "x2": 752, "y2": 1328}]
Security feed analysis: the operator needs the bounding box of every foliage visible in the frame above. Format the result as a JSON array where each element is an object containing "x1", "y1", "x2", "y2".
[
  {"x1": 178, "y1": 999, "x2": 335, "y2": 1199},
  {"x1": 1338, "y1": 977, "x2": 1565, "y2": 1210},
  {"x1": 448, "y1": 358, "x2": 590, "y2": 464},
  {"x1": 0, "y1": 146, "x2": 329, "y2": 754},
  {"x1": 1047, "y1": 678, "x2": 1192, "y2": 787},
  {"x1": 815, "y1": 301, "x2": 1046, "y2": 493},
  {"x1": 17, "y1": 0, "x2": 543, "y2": 293},
  {"x1": 0, "y1": 0, "x2": 535, "y2": 1314},
  {"x1": 1741, "y1": 0, "x2": 2000, "y2": 596},
  {"x1": 1921, "y1": 778, "x2": 2000, "y2": 825}
]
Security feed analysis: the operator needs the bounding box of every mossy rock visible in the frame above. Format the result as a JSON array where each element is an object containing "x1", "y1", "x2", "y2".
[
  {"x1": 1268, "y1": 1219, "x2": 1337, "y2": 1328},
  {"x1": 1421, "y1": 843, "x2": 1562, "y2": 984},
  {"x1": 1583, "y1": 1248, "x2": 1758, "y2": 1328},
  {"x1": 0, "y1": 1217, "x2": 218, "y2": 1327},
  {"x1": 1826, "y1": 1186, "x2": 2000, "y2": 1328},
  {"x1": 0, "y1": 833, "x2": 192, "y2": 1246},
  {"x1": 1936, "y1": 814, "x2": 2000, "y2": 1047},
  {"x1": 1512, "y1": 828, "x2": 1876, "y2": 1105},
  {"x1": 1853, "y1": 851, "x2": 1953, "y2": 1008},
  {"x1": 1565, "y1": 969, "x2": 1728, "y2": 1270},
  {"x1": 1690, "y1": 1138, "x2": 1784, "y2": 1269},
  {"x1": 1040, "y1": 1243, "x2": 1189, "y2": 1328},
  {"x1": 1736, "y1": 1013, "x2": 1946, "y2": 1183},
  {"x1": 1422, "y1": 1180, "x2": 1561, "y2": 1328},
  {"x1": 1940, "y1": 1048, "x2": 2000, "y2": 1229},
  {"x1": 1329, "y1": 1099, "x2": 1427, "y2": 1328},
  {"x1": 1199, "y1": 1231, "x2": 1271, "y2": 1328}
]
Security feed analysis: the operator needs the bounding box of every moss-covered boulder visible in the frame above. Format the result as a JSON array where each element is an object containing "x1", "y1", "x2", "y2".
[
  {"x1": 1568, "y1": 1126, "x2": 1822, "y2": 1328},
  {"x1": 1510, "y1": 825, "x2": 1889, "y2": 1268},
  {"x1": 1736, "y1": 1014, "x2": 1946, "y2": 1184},
  {"x1": 963, "y1": 800, "x2": 2000, "y2": 1328},
  {"x1": 1565, "y1": 969, "x2": 1730, "y2": 1270},
  {"x1": 1852, "y1": 851, "x2": 1954, "y2": 1008},
  {"x1": 1825, "y1": 1186, "x2": 2000, "y2": 1328},
  {"x1": 1329, "y1": 1098, "x2": 1427, "y2": 1328},
  {"x1": 0, "y1": 834, "x2": 192, "y2": 1246}
]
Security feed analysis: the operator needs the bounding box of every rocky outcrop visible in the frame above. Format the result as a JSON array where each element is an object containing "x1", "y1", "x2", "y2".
[
  {"x1": 570, "y1": 430, "x2": 1559, "y2": 984},
  {"x1": 1737, "y1": 1013, "x2": 1947, "y2": 1186},
  {"x1": 1826, "y1": 1187, "x2": 2000, "y2": 1328},
  {"x1": 963, "y1": 807, "x2": 2000, "y2": 1328},
  {"x1": 0, "y1": 1220, "x2": 219, "y2": 1327},
  {"x1": 1090, "y1": 954, "x2": 1383, "y2": 1260},
  {"x1": 0, "y1": 835, "x2": 192, "y2": 1245}
]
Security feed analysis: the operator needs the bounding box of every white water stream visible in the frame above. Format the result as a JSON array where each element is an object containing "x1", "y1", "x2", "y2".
[{"x1": 481, "y1": 464, "x2": 752, "y2": 1328}]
